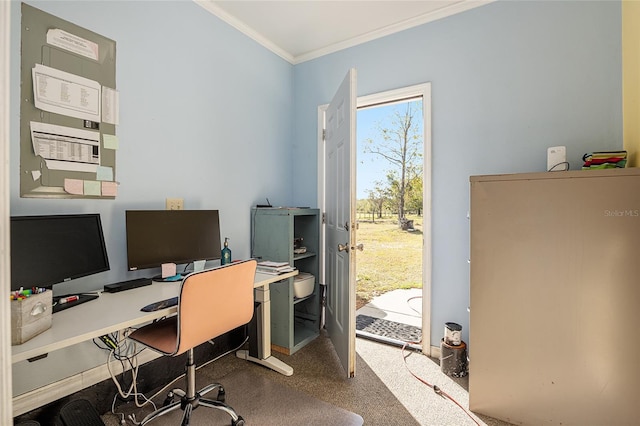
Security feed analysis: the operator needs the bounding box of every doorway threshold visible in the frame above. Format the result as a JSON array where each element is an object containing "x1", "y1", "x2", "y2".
[{"x1": 355, "y1": 288, "x2": 422, "y2": 350}]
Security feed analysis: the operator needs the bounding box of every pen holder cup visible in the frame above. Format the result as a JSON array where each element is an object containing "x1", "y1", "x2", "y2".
[{"x1": 11, "y1": 290, "x2": 53, "y2": 345}]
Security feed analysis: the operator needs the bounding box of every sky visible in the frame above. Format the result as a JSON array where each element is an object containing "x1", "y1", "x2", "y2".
[{"x1": 356, "y1": 99, "x2": 424, "y2": 200}]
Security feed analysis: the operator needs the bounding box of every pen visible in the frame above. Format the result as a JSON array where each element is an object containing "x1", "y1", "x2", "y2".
[{"x1": 58, "y1": 295, "x2": 79, "y2": 304}]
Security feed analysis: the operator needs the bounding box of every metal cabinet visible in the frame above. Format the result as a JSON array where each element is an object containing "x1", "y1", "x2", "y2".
[
  {"x1": 251, "y1": 208, "x2": 320, "y2": 355},
  {"x1": 469, "y1": 169, "x2": 640, "y2": 425}
]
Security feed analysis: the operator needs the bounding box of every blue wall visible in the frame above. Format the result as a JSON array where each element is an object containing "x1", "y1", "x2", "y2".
[
  {"x1": 10, "y1": 1, "x2": 294, "y2": 295},
  {"x1": 292, "y1": 1, "x2": 622, "y2": 346},
  {"x1": 9, "y1": 0, "x2": 623, "y2": 353}
]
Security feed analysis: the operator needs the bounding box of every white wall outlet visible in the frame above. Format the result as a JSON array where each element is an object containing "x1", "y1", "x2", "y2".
[
  {"x1": 547, "y1": 146, "x2": 566, "y2": 171},
  {"x1": 166, "y1": 198, "x2": 184, "y2": 210}
]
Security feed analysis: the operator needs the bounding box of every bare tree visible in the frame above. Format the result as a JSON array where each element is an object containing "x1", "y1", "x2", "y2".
[
  {"x1": 363, "y1": 102, "x2": 423, "y2": 227},
  {"x1": 366, "y1": 183, "x2": 388, "y2": 221}
]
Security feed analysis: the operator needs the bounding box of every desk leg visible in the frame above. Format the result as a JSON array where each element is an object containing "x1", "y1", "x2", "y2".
[{"x1": 236, "y1": 284, "x2": 293, "y2": 376}]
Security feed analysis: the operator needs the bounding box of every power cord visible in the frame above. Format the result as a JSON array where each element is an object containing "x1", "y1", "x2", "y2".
[
  {"x1": 110, "y1": 393, "x2": 127, "y2": 425},
  {"x1": 547, "y1": 161, "x2": 570, "y2": 172},
  {"x1": 400, "y1": 340, "x2": 480, "y2": 426},
  {"x1": 107, "y1": 331, "x2": 157, "y2": 410}
]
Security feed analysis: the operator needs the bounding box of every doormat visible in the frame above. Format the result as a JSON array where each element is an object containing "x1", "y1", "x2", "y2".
[{"x1": 356, "y1": 314, "x2": 422, "y2": 351}]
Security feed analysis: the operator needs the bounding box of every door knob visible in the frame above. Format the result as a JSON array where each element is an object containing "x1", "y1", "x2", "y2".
[
  {"x1": 338, "y1": 243, "x2": 349, "y2": 252},
  {"x1": 353, "y1": 243, "x2": 364, "y2": 252}
]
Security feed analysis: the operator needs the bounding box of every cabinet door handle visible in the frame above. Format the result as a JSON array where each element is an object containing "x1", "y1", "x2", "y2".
[{"x1": 338, "y1": 243, "x2": 349, "y2": 252}]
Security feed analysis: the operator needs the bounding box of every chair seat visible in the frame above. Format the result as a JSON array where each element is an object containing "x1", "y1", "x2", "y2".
[{"x1": 130, "y1": 316, "x2": 178, "y2": 356}]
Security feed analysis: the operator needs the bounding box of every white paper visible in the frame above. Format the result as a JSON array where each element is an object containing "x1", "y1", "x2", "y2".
[
  {"x1": 101, "y1": 87, "x2": 119, "y2": 125},
  {"x1": 32, "y1": 64, "x2": 101, "y2": 122},
  {"x1": 46, "y1": 29, "x2": 99, "y2": 61},
  {"x1": 30, "y1": 122, "x2": 100, "y2": 173}
]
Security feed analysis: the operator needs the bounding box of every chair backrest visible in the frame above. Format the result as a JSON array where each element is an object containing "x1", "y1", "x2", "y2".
[{"x1": 174, "y1": 259, "x2": 257, "y2": 356}]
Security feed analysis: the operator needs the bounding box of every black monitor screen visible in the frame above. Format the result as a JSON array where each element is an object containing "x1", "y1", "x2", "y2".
[
  {"x1": 125, "y1": 210, "x2": 221, "y2": 271},
  {"x1": 10, "y1": 214, "x2": 110, "y2": 291}
]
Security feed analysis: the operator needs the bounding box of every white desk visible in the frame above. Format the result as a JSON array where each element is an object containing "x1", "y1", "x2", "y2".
[{"x1": 12, "y1": 270, "x2": 298, "y2": 377}]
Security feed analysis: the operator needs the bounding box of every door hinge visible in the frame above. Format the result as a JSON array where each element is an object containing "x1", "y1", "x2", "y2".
[
  {"x1": 322, "y1": 212, "x2": 326, "y2": 224},
  {"x1": 322, "y1": 129, "x2": 326, "y2": 141}
]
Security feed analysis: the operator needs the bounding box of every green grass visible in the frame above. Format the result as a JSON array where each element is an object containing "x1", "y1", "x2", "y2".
[{"x1": 355, "y1": 215, "x2": 423, "y2": 306}]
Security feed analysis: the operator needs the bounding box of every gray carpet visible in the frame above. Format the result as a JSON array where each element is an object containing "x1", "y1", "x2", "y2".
[
  {"x1": 107, "y1": 369, "x2": 362, "y2": 425},
  {"x1": 102, "y1": 331, "x2": 418, "y2": 425},
  {"x1": 103, "y1": 330, "x2": 514, "y2": 426}
]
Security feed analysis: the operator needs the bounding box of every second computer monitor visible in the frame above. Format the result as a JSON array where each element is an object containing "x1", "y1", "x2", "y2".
[{"x1": 125, "y1": 210, "x2": 221, "y2": 273}]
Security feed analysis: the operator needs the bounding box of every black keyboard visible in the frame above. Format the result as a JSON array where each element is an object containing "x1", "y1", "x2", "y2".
[
  {"x1": 103, "y1": 277, "x2": 152, "y2": 293},
  {"x1": 141, "y1": 297, "x2": 178, "y2": 312}
]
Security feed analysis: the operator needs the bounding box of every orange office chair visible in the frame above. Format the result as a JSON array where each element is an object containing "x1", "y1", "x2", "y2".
[{"x1": 128, "y1": 259, "x2": 257, "y2": 426}]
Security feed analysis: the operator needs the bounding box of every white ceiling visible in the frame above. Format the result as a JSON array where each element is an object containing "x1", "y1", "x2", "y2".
[{"x1": 195, "y1": 0, "x2": 493, "y2": 64}]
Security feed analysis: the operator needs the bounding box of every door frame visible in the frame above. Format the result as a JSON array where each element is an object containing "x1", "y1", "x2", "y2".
[
  {"x1": 318, "y1": 83, "x2": 432, "y2": 355},
  {"x1": 1, "y1": 1, "x2": 13, "y2": 421}
]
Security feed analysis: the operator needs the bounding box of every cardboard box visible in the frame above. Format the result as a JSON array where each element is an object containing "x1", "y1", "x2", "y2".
[{"x1": 11, "y1": 290, "x2": 52, "y2": 345}]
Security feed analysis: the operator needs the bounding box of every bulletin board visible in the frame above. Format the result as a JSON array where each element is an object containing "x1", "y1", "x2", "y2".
[{"x1": 20, "y1": 3, "x2": 118, "y2": 199}]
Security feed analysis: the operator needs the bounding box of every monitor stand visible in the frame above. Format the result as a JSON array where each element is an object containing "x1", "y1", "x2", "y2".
[{"x1": 152, "y1": 259, "x2": 207, "y2": 282}]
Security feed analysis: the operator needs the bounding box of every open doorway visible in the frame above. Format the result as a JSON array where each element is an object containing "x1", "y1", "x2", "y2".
[
  {"x1": 318, "y1": 82, "x2": 432, "y2": 356},
  {"x1": 354, "y1": 94, "x2": 427, "y2": 351}
]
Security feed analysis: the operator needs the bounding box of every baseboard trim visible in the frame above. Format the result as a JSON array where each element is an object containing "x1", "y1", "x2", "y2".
[
  {"x1": 430, "y1": 345, "x2": 441, "y2": 359},
  {"x1": 12, "y1": 350, "x2": 161, "y2": 416}
]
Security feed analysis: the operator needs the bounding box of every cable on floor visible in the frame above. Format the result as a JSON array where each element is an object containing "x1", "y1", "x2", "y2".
[
  {"x1": 106, "y1": 329, "x2": 158, "y2": 410},
  {"x1": 406, "y1": 295, "x2": 422, "y2": 315},
  {"x1": 400, "y1": 339, "x2": 481, "y2": 426}
]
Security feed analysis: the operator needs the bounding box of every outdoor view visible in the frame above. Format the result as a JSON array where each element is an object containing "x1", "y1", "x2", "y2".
[{"x1": 356, "y1": 99, "x2": 424, "y2": 310}]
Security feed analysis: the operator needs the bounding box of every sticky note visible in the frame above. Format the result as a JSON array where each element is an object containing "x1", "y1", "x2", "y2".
[
  {"x1": 103, "y1": 134, "x2": 119, "y2": 150},
  {"x1": 96, "y1": 166, "x2": 113, "y2": 181},
  {"x1": 162, "y1": 263, "x2": 177, "y2": 279},
  {"x1": 64, "y1": 178, "x2": 84, "y2": 195},
  {"x1": 194, "y1": 260, "x2": 206, "y2": 272},
  {"x1": 84, "y1": 180, "x2": 101, "y2": 196},
  {"x1": 101, "y1": 181, "x2": 118, "y2": 197}
]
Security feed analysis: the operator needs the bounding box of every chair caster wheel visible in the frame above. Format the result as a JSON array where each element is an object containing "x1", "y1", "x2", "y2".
[
  {"x1": 217, "y1": 388, "x2": 226, "y2": 402},
  {"x1": 232, "y1": 416, "x2": 245, "y2": 426},
  {"x1": 162, "y1": 391, "x2": 175, "y2": 407}
]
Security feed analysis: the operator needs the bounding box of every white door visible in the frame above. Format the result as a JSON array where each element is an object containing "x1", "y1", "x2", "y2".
[{"x1": 324, "y1": 69, "x2": 357, "y2": 377}]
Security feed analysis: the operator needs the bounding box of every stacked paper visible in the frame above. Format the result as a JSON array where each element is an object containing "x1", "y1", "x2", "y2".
[{"x1": 256, "y1": 261, "x2": 296, "y2": 275}]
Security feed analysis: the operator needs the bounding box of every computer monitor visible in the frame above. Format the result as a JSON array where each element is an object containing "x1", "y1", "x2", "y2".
[
  {"x1": 125, "y1": 210, "x2": 221, "y2": 275},
  {"x1": 10, "y1": 213, "x2": 110, "y2": 292}
]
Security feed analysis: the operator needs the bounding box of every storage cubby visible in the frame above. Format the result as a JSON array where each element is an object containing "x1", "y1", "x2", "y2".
[{"x1": 251, "y1": 208, "x2": 320, "y2": 355}]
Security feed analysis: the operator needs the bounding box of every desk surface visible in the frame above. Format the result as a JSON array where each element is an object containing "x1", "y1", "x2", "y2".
[{"x1": 12, "y1": 270, "x2": 297, "y2": 363}]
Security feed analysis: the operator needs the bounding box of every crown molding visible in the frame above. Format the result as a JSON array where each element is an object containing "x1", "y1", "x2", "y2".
[
  {"x1": 195, "y1": 0, "x2": 494, "y2": 65},
  {"x1": 194, "y1": 0, "x2": 295, "y2": 63},
  {"x1": 293, "y1": 0, "x2": 494, "y2": 64}
]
